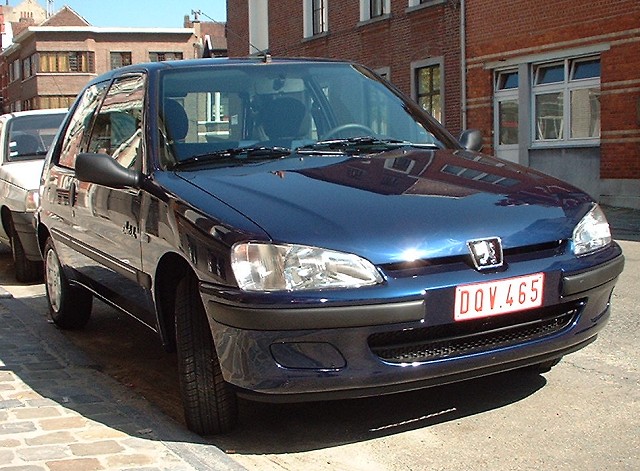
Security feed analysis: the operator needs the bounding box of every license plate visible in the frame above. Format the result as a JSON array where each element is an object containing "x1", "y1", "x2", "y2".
[{"x1": 454, "y1": 273, "x2": 544, "y2": 321}]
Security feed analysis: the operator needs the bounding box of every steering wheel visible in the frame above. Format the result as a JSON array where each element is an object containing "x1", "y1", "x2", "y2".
[{"x1": 322, "y1": 123, "x2": 375, "y2": 140}]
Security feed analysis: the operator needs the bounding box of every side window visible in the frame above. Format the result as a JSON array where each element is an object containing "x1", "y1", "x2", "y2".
[
  {"x1": 87, "y1": 74, "x2": 145, "y2": 169},
  {"x1": 58, "y1": 81, "x2": 109, "y2": 168}
]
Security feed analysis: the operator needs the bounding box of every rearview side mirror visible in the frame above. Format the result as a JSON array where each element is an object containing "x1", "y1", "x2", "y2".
[
  {"x1": 76, "y1": 152, "x2": 142, "y2": 189},
  {"x1": 459, "y1": 129, "x2": 483, "y2": 152}
]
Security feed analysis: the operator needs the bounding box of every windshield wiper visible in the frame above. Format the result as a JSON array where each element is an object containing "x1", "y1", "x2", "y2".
[
  {"x1": 296, "y1": 137, "x2": 438, "y2": 155},
  {"x1": 173, "y1": 146, "x2": 291, "y2": 168}
]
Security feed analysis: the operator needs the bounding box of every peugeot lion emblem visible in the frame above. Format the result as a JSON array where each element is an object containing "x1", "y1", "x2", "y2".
[{"x1": 467, "y1": 237, "x2": 504, "y2": 271}]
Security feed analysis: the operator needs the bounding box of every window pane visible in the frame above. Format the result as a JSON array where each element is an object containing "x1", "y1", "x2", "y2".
[
  {"x1": 416, "y1": 64, "x2": 441, "y2": 121},
  {"x1": 59, "y1": 82, "x2": 109, "y2": 168},
  {"x1": 497, "y1": 71, "x2": 518, "y2": 90},
  {"x1": 535, "y1": 92, "x2": 563, "y2": 140},
  {"x1": 536, "y1": 64, "x2": 564, "y2": 84},
  {"x1": 572, "y1": 59, "x2": 600, "y2": 80},
  {"x1": 571, "y1": 88, "x2": 600, "y2": 138},
  {"x1": 498, "y1": 99, "x2": 518, "y2": 145}
]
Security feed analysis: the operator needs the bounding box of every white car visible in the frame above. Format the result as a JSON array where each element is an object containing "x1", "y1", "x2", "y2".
[{"x1": 0, "y1": 109, "x2": 67, "y2": 281}]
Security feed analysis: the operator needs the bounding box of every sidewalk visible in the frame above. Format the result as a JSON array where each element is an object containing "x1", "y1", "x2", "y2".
[
  {"x1": 0, "y1": 293, "x2": 245, "y2": 471},
  {"x1": 602, "y1": 205, "x2": 640, "y2": 241}
]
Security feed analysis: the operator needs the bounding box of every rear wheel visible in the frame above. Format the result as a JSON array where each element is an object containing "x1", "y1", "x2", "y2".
[
  {"x1": 10, "y1": 222, "x2": 42, "y2": 283},
  {"x1": 44, "y1": 237, "x2": 92, "y2": 329},
  {"x1": 175, "y1": 272, "x2": 238, "y2": 435}
]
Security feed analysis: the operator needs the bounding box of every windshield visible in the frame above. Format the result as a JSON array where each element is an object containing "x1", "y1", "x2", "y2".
[
  {"x1": 6, "y1": 113, "x2": 66, "y2": 162},
  {"x1": 159, "y1": 62, "x2": 459, "y2": 168}
]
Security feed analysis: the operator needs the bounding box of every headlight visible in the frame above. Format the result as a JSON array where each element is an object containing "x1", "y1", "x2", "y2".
[
  {"x1": 25, "y1": 189, "x2": 40, "y2": 212},
  {"x1": 231, "y1": 242, "x2": 383, "y2": 291},
  {"x1": 572, "y1": 204, "x2": 612, "y2": 256}
]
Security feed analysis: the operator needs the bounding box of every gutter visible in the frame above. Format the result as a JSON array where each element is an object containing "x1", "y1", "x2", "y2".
[{"x1": 460, "y1": 0, "x2": 467, "y2": 129}]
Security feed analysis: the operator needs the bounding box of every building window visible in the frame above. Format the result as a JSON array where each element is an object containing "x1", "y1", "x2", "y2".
[
  {"x1": 312, "y1": 0, "x2": 327, "y2": 35},
  {"x1": 360, "y1": 0, "x2": 390, "y2": 21},
  {"x1": 415, "y1": 63, "x2": 442, "y2": 122},
  {"x1": 532, "y1": 56, "x2": 600, "y2": 143},
  {"x1": 9, "y1": 60, "x2": 21, "y2": 82},
  {"x1": 39, "y1": 95, "x2": 76, "y2": 109},
  {"x1": 149, "y1": 52, "x2": 183, "y2": 62},
  {"x1": 110, "y1": 52, "x2": 132, "y2": 70},
  {"x1": 38, "y1": 52, "x2": 95, "y2": 73},
  {"x1": 495, "y1": 69, "x2": 519, "y2": 146},
  {"x1": 370, "y1": 0, "x2": 384, "y2": 17},
  {"x1": 304, "y1": 0, "x2": 328, "y2": 38},
  {"x1": 23, "y1": 54, "x2": 37, "y2": 79}
]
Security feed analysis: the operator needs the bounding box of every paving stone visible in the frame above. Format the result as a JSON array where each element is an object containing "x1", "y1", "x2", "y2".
[
  {"x1": 0, "y1": 466, "x2": 45, "y2": 471},
  {"x1": 13, "y1": 407, "x2": 62, "y2": 420},
  {"x1": 0, "y1": 422, "x2": 36, "y2": 435},
  {"x1": 39, "y1": 416, "x2": 88, "y2": 431},
  {"x1": 0, "y1": 399, "x2": 24, "y2": 410},
  {"x1": 25, "y1": 432, "x2": 76, "y2": 446},
  {"x1": 69, "y1": 440, "x2": 125, "y2": 456},
  {"x1": 0, "y1": 438, "x2": 21, "y2": 448},
  {"x1": 104, "y1": 453, "x2": 155, "y2": 468},
  {"x1": 46, "y1": 458, "x2": 104, "y2": 471},
  {"x1": 15, "y1": 445, "x2": 69, "y2": 461}
]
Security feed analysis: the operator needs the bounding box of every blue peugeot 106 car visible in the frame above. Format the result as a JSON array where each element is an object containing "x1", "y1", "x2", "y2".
[{"x1": 37, "y1": 57, "x2": 624, "y2": 434}]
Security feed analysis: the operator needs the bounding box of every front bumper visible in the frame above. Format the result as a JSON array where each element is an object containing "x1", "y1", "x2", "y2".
[
  {"x1": 12, "y1": 211, "x2": 41, "y2": 261},
  {"x1": 200, "y1": 250, "x2": 624, "y2": 402}
]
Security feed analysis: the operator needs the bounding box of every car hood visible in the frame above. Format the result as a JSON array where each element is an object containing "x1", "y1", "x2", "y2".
[
  {"x1": 0, "y1": 159, "x2": 45, "y2": 191},
  {"x1": 176, "y1": 148, "x2": 593, "y2": 265}
]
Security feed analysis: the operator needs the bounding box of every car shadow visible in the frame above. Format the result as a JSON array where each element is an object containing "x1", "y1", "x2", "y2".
[{"x1": 212, "y1": 369, "x2": 546, "y2": 454}]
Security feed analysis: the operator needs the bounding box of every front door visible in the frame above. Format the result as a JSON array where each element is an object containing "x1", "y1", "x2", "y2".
[{"x1": 73, "y1": 74, "x2": 155, "y2": 327}]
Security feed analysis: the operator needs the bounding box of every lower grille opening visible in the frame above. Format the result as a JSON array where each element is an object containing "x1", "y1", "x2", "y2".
[{"x1": 368, "y1": 301, "x2": 583, "y2": 363}]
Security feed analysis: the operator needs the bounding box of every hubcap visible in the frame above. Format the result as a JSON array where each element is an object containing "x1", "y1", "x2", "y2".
[{"x1": 45, "y1": 248, "x2": 62, "y2": 313}]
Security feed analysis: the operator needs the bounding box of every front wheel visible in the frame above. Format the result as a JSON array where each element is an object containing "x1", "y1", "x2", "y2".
[
  {"x1": 175, "y1": 272, "x2": 238, "y2": 435},
  {"x1": 44, "y1": 237, "x2": 92, "y2": 329}
]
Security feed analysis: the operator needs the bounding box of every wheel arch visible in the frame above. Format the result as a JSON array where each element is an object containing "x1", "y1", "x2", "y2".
[{"x1": 154, "y1": 251, "x2": 192, "y2": 352}]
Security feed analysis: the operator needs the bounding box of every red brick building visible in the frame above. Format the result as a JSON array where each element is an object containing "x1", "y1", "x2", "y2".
[{"x1": 226, "y1": 0, "x2": 639, "y2": 209}]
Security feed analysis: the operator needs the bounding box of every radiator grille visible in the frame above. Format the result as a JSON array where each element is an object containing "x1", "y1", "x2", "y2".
[{"x1": 369, "y1": 302, "x2": 582, "y2": 363}]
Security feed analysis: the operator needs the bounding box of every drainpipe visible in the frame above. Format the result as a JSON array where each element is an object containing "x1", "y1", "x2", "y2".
[{"x1": 460, "y1": 0, "x2": 467, "y2": 130}]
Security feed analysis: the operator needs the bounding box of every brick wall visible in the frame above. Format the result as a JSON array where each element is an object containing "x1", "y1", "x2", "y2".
[
  {"x1": 466, "y1": 0, "x2": 640, "y2": 180},
  {"x1": 227, "y1": 1, "x2": 463, "y2": 135}
]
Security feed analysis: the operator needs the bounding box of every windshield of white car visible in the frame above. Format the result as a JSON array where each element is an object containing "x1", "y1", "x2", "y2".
[{"x1": 6, "y1": 113, "x2": 66, "y2": 162}]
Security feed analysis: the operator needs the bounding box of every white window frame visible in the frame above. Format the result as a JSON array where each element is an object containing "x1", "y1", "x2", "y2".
[
  {"x1": 303, "y1": 0, "x2": 328, "y2": 38},
  {"x1": 531, "y1": 56, "x2": 600, "y2": 148},
  {"x1": 248, "y1": 0, "x2": 269, "y2": 55},
  {"x1": 494, "y1": 69, "x2": 519, "y2": 150},
  {"x1": 359, "y1": 0, "x2": 390, "y2": 22},
  {"x1": 408, "y1": 0, "x2": 444, "y2": 8}
]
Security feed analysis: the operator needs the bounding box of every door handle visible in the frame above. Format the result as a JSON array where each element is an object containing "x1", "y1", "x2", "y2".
[{"x1": 69, "y1": 181, "x2": 77, "y2": 206}]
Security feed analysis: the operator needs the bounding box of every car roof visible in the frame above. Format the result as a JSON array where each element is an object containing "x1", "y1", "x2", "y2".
[
  {"x1": 0, "y1": 109, "x2": 68, "y2": 122},
  {"x1": 84, "y1": 56, "x2": 354, "y2": 86}
]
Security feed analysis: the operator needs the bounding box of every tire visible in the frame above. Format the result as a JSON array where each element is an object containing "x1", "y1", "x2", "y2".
[
  {"x1": 44, "y1": 237, "x2": 92, "y2": 329},
  {"x1": 10, "y1": 222, "x2": 43, "y2": 283},
  {"x1": 175, "y1": 272, "x2": 238, "y2": 435}
]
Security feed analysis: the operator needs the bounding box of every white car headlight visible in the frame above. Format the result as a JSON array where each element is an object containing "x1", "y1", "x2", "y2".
[
  {"x1": 572, "y1": 204, "x2": 612, "y2": 256},
  {"x1": 231, "y1": 242, "x2": 383, "y2": 291}
]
